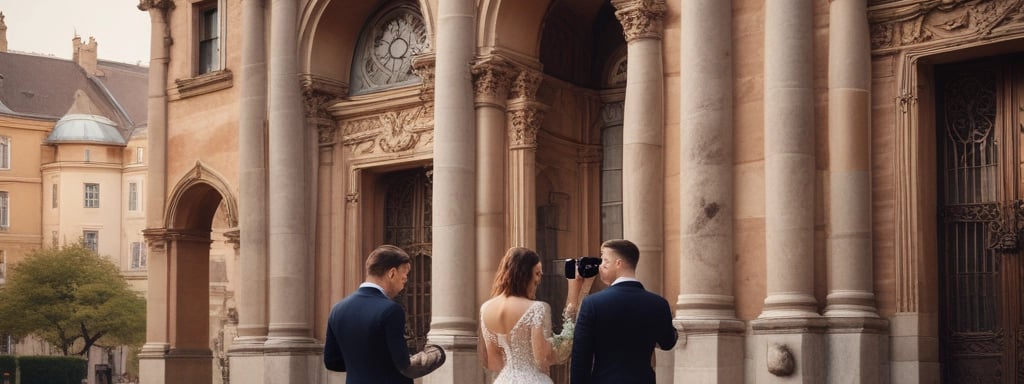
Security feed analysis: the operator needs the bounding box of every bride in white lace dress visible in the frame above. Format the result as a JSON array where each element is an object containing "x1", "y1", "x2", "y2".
[{"x1": 479, "y1": 247, "x2": 590, "y2": 384}]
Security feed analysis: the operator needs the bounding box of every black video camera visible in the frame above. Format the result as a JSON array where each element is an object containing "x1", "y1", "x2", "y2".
[{"x1": 562, "y1": 257, "x2": 601, "y2": 279}]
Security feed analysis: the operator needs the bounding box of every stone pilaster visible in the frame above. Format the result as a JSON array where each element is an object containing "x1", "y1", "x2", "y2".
[
  {"x1": 612, "y1": 0, "x2": 666, "y2": 297},
  {"x1": 753, "y1": 0, "x2": 824, "y2": 382},
  {"x1": 473, "y1": 56, "x2": 516, "y2": 305},
  {"x1": 264, "y1": 0, "x2": 321, "y2": 381},
  {"x1": 675, "y1": 0, "x2": 746, "y2": 382},
  {"x1": 506, "y1": 68, "x2": 545, "y2": 249},
  {"x1": 425, "y1": 0, "x2": 481, "y2": 382}
]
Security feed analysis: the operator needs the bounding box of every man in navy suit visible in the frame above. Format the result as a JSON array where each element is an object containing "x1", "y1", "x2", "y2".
[
  {"x1": 324, "y1": 245, "x2": 445, "y2": 383},
  {"x1": 570, "y1": 239, "x2": 678, "y2": 384}
]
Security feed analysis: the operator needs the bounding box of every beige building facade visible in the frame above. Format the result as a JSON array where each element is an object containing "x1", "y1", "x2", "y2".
[{"x1": 137, "y1": 0, "x2": 1024, "y2": 383}]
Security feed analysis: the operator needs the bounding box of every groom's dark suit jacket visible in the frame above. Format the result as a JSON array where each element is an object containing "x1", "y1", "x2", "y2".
[
  {"x1": 324, "y1": 286, "x2": 412, "y2": 384},
  {"x1": 570, "y1": 281, "x2": 678, "y2": 384}
]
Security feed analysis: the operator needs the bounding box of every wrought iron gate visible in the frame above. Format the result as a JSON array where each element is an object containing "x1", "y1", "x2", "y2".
[
  {"x1": 937, "y1": 56, "x2": 1024, "y2": 383},
  {"x1": 383, "y1": 168, "x2": 433, "y2": 353}
]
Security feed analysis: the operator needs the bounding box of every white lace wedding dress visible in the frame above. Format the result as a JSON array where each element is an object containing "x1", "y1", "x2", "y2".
[{"x1": 480, "y1": 300, "x2": 573, "y2": 384}]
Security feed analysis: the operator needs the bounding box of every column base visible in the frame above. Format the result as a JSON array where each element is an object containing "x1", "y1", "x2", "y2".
[
  {"x1": 750, "y1": 317, "x2": 827, "y2": 383},
  {"x1": 889, "y1": 312, "x2": 939, "y2": 384},
  {"x1": 826, "y1": 319, "x2": 888, "y2": 384},
  {"x1": 229, "y1": 337, "x2": 267, "y2": 384},
  {"x1": 423, "y1": 335, "x2": 483, "y2": 384},
  {"x1": 263, "y1": 337, "x2": 322, "y2": 384},
  {"x1": 673, "y1": 319, "x2": 746, "y2": 383},
  {"x1": 138, "y1": 348, "x2": 213, "y2": 384},
  {"x1": 138, "y1": 343, "x2": 168, "y2": 384}
]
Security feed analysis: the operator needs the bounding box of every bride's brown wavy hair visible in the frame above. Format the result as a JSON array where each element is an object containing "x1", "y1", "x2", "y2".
[{"x1": 490, "y1": 247, "x2": 541, "y2": 298}]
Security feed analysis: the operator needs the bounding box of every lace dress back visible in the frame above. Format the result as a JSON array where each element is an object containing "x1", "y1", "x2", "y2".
[{"x1": 481, "y1": 300, "x2": 554, "y2": 384}]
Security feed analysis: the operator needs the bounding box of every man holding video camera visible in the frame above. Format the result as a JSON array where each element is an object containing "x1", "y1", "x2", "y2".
[{"x1": 570, "y1": 239, "x2": 678, "y2": 384}]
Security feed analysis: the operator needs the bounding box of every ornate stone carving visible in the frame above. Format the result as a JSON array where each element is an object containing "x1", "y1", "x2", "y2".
[
  {"x1": 346, "y1": 193, "x2": 359, "y2": 204},
  {"x1": 868, "y1": 0, "x2": 1024, "y2": 52},
  {"x1": 509, "y1": 69, "x2": 544, "y2": 100},
  {"x1": 602, "y1": 101, "x2": 625, "y2": 125},
  {"x1": 472, "y1": 57, "x2": 516, "y2": 104},
  {"x1": 412, "y1": 53, "x2": 435, "y2": 101},
  {"x1": 302, "y1": 75, "x2": 346, "y2": 145},
  {"x1": 508, "y1": 101, "x2": 547, "y2": 149},
  {"x1": 340, "y1": 105, "x2": 434, "y2": 154},
  {"x1": 611, "y1": 0, "x2": 667, "y2": 41},
  {"x1": 137, "y1": 0, "x2": 175, "y2": 12}
]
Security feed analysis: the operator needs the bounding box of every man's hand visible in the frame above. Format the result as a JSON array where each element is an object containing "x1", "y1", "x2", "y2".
[{"x1": 400, "y1": 344, "x2": 446, "y2": 379}]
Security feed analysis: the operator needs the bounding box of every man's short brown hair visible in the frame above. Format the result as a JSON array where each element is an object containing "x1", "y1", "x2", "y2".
[
  {"x1": 601, "y1": 239, "x2": 639, "y2": 269},
  {"x1": 366, "y1": 245, "x2": 411, "y2": 277}
]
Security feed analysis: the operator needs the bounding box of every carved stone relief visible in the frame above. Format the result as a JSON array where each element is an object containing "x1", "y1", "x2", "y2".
[
  {"x1": 472, "y1": 57, "x2": 517, "y2": 104},
  {"x1": 302, "y1": 75, "x2": 346, "y2": 146},
  {"x1": 509, "y1": 69, "x2": 544, "y2": 100},
  {"x1": 869, "y1": 0, "x2": 1024, "y2": 52},
  {"x1": 341, "y1": 105, "x2": 434, "y2": 155},
  {"x1": 508, "y1": 101, "x2": 547, "y2": 149},
  {"x1": 412, "y1": 53, "x2": 435, "y2": 101},
  {"x1": 611, "y1": 0, "x2": 667, "y2": 41}
]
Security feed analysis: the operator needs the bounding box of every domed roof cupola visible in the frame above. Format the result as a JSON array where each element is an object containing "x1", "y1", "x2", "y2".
[{"x1": 46, "y1": 114, "x2": 125, "y2": 145}]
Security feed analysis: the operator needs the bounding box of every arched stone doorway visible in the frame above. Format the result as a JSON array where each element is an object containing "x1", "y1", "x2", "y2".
[{"x1": 141, "y1": 162, "x2": 238, "y2": 384}]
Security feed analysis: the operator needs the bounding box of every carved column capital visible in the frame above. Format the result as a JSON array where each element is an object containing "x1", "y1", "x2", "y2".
[
  {"x1": 412, "y1": 53, "x2": 436, "y2": 101},
  {"x1": 509, "y1": 68, "x2": 544, "y2": 100},
  {"x1": 601, "y1": 101, "x2": 625, "y2": 125},
  {"x1": 611, "y1": 0, "x2": 667, "y2": 41},
  {"x1": 507, "y1": 100, "x2": 547, "y2": 149},
  {"x1": 472, "y1": 57, "x2": 517, "y2": 107}
]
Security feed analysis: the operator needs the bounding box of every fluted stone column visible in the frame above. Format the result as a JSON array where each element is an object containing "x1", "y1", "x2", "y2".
[
  {"x1": 507, "y1": 69, "x2": 545, "y2": 249},
  {"x1": 675, "y1": 0, "x2": 745, "y2": 382},
  {"x1": 138, "y1": 2, "x2": 172, "y2": 383},
  {"x1": 426, "y1": 0, "x2": 480, "y2": 382},
  {"x1": 611, "y1": 0, "x2": 666, "y2": 295},
  {"x1": 473, "y1": 57, "x2": 515, "y2": 304},
  {"x1": 752, "y1": 1, "x2": 825, "y2": 382},
  {"x1": 825, "y1": 1, "x2": 886, "y2": 382},
  {"x1": 265, "y1": 0, "x2": 319, "y2": 381},
  {"x1": 230, "y1": 0, "x2": 268, "y2": 382}
]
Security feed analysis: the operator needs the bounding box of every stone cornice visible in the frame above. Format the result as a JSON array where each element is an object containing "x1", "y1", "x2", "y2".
[
  {"x1": 170, "y1": 70, "x2": 233, "y2": 100},
  {"x1": 869, "y1": 0, "x2": 1024, "y2": 54},
  {"x1": 611, "y1": 0, "x2": 668, "y2": 41}
]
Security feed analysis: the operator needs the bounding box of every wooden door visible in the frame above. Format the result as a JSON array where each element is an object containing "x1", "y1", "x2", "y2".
[{"x1": 937, "y1": 55, "x2": 1024, "y2": 383}]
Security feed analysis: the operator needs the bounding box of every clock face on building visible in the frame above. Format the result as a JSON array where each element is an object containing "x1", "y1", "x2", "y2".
[{"x1": 359, "y1": 8, "x2": 428, "y2": 91}]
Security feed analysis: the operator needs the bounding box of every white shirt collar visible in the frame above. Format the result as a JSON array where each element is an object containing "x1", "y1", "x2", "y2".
[
  {"x1": 359, "y1": 282, "x2": 387, "y2": 296},
  {"x1": 611, "y1": 276, "x2": 640, "y2": 286}
]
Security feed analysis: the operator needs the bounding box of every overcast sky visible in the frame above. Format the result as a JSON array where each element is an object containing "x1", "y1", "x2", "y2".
[{"x1": 0, "y1": 0, "x2": 150, "y2": 65}]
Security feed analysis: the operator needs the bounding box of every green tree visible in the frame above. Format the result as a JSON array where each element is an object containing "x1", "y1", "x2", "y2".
[{"x1": 0, "y1": 243, "x2": 145, "y2": 356}]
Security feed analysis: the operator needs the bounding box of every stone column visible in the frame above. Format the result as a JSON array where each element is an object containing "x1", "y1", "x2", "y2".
[
  {"x1": 752, "y1": 1, "x2": 825, "y2": 382},
  {"x1": 473, "y1": 57, "x2": 515, "y2": 304},
  {"x1": 265, "y1": 0, "x2": 319, "y2": 381},
  {"x1": 611, "y1": 0, "x2": 666, "y2": 294},
  {"x1": 507, "y1": 68, "x2": 545, "y2": 249},
  {"x1": 426, "y1": 0, "x2": 480, "y2": 382},
  {"x1": 230, "y1": 0, "x2": 268, "y2": 382},
  {"x1": 825, "y1": 1, "x2": 886, "y2": 382},
  {"x1": 675, "y1": 0, "x2": 746, "y2": 382},
  {"x1": 138, "y1": 2, "x2": 172, "y2": 383}
]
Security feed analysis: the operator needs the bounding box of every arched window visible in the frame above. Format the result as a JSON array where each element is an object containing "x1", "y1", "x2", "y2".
[{"x1": 350, "y1": 2, "x2": 429, "y2": 95}]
